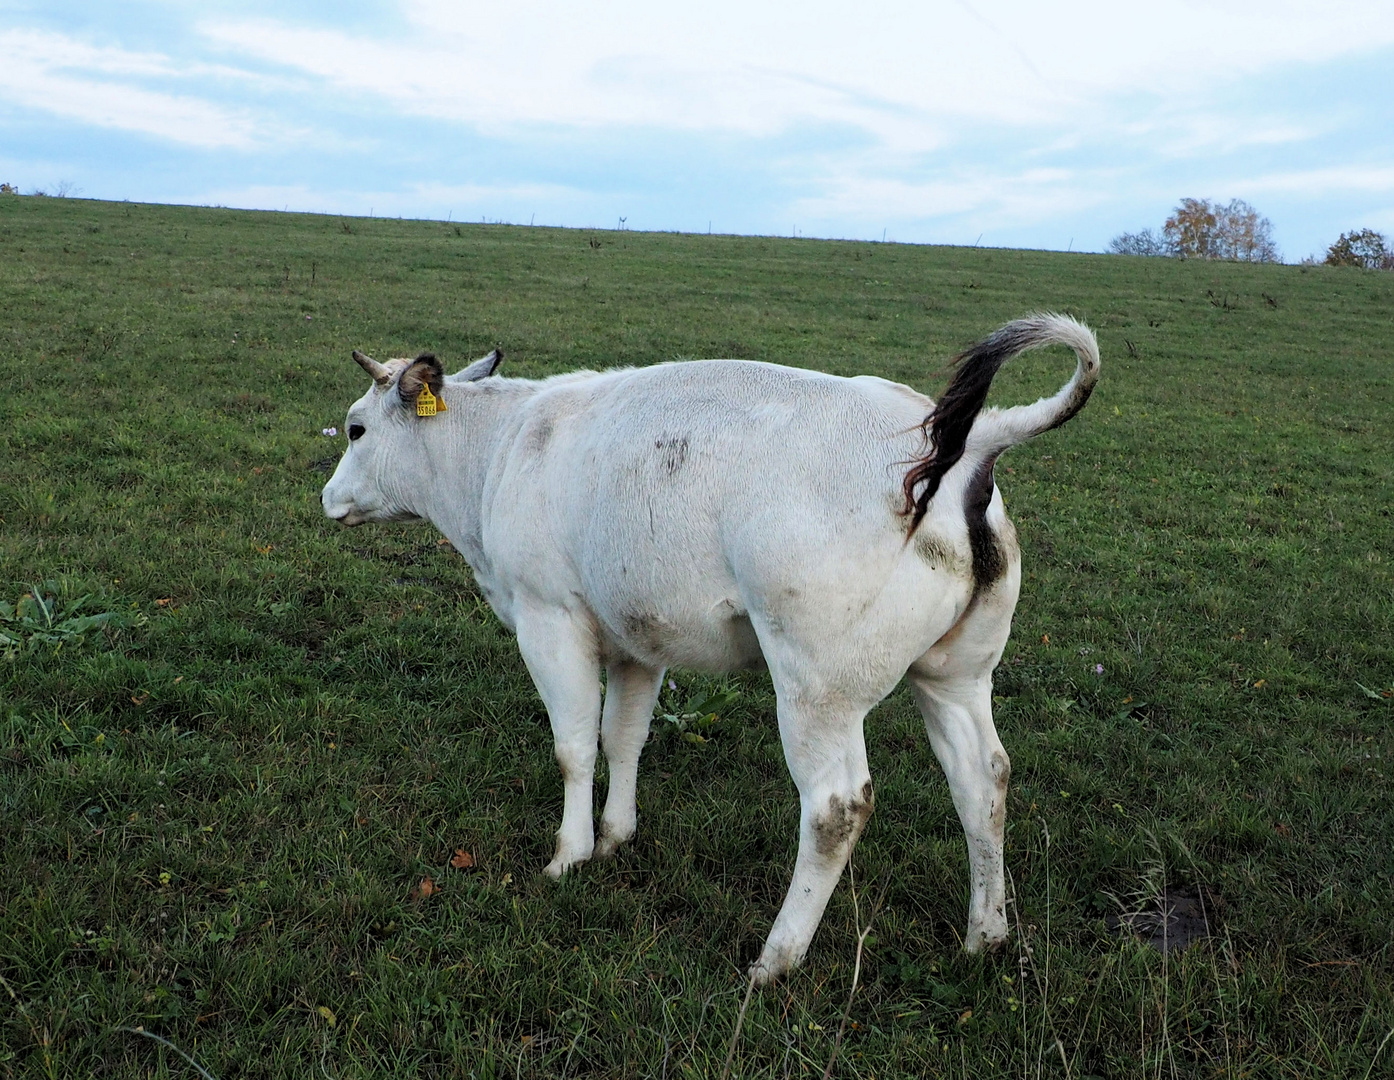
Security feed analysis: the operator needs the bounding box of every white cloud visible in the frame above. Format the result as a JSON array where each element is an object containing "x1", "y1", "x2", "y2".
[
  {"x1": 789, "y1": 166, "x2": 1112, "y2": 236},
  {"x1": 198, "y1": 16, "x2": 957, "y2": 155},
  {"x1": 0, "y1": 29, "x2": 277, "y2": 148},
  {"x1": 1150, "y1": 117, "x2": 1326, "y2": 159},
  {"x1": 198, "y1": 0, "x2": 1394, "y2": 152},
  {"x1": 1231, "y1": 165, "x2": 1394, "y2": 196}
]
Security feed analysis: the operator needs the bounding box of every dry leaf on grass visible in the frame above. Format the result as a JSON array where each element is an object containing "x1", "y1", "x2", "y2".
[
  {"x1": 410, "y1": 876, "x2": 437, "y2": 900},
  {"x1": 450, "y1": 849, "x2": 475, "y2": 870}
]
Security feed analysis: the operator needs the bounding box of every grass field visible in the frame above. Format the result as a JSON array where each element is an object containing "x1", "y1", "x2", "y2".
[{"x1": 1, "y1": 193, "x2": 1391, "y2": 1079}]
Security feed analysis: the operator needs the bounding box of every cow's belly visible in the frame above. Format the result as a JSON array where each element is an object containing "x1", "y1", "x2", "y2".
[{"x1": 597, "y1": 592, "x2": 767, "y2": 672}]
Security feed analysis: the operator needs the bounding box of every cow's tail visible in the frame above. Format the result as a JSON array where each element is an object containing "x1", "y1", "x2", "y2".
[{"x1": 903, "y1": 313, "x2": 1100, "y2": 532}]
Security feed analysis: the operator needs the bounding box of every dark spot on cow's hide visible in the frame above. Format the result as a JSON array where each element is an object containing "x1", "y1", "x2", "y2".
[
  {"x1": 654, "y1": 436, "x2": 689, "y2": 476},
  {"x1": 813, "y1": 782, "x2": 875, "y2": 858},
  {"x1": 914, "y1": 530, "x2": 958, "y2": 570},
  {"x1": 526, "y1": 418, "x2": 554, "y2": 455},
  {"x1": 621, "y1": 610, "x2": 674, "y2": 655}
]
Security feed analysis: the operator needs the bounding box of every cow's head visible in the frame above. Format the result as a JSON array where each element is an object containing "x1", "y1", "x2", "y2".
[{"x1": 320, "y1": 348, "x2": 503, "y2": 526}]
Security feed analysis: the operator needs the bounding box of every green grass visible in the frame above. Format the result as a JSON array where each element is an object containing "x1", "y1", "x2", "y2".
[{"x1": 1, "y1": 193, "x2": 1391, "y2": 1079}]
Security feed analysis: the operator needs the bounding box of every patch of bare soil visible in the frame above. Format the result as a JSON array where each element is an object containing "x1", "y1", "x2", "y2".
[{"x1": 1106, "y1": 886, "x2": 1218, "y2": 952}]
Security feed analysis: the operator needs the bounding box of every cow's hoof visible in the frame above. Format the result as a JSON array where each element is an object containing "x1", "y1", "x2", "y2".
[
  {"x1": 963, "y1": 926, "x2": 1010, "y2": 954},
  {"x1": 592, "y1": 836, "x2": 620, "y2": 860},
  {"x1": 749, "y1": 942, "x2": 801, "y2": 986},
  {"x1": 592, "y1": 826, "x2": 634, "y2": 861},
  {"x1": 543, "y1": 853, "x2": 590, "y2": 879}
]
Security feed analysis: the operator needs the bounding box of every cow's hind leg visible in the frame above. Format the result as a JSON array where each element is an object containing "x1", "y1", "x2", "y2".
[
  {"x1": 907, "y1": 667, "x2": 1010, "y2": 951},
  {"x1": 752, "y1": 690, "x2": 875, "y2": 985},
  {"x1": 594, "y1": 658, "x2": 664, "y2": 859},
  {"x1": 515, "y1": 610, "x2": 603, "y2": 877}
]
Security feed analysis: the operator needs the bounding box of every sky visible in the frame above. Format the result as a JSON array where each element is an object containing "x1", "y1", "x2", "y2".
[{"x1": 2, "y1": 1, "x2": 1393, "y2": 258}]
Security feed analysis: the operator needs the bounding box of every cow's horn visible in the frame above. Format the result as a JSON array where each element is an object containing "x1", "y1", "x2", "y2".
[{"x1": 352, "y1": 349, "x2": 392, "y2": 385}]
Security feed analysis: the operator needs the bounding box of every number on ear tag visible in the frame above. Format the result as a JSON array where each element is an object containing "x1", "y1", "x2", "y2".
[{"x1": 416, "y1": 385, "x2": 446, "y2": 417}]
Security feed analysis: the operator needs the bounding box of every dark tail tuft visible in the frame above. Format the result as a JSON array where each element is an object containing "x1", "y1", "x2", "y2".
[{"x1": 902, "y1": 315, "x2": 1100, "y2": 532}]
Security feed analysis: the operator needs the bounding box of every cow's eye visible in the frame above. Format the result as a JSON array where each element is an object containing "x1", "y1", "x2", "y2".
[{"x1": 348, "y1": 424, "x2": 365, "y2": 441}]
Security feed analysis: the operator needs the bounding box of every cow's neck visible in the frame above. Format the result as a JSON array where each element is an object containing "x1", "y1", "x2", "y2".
[{"x1": 415, "y1": 380, "x2": 529, "y2": 575}]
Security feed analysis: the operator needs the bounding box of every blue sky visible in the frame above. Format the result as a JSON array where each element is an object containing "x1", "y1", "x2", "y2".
[{"x1": 3, "y1": 0, "x2": 1393, "y2": 258}]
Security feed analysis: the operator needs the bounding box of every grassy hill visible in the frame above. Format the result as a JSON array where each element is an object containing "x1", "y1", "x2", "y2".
[{"x1": 1, "y1": 193, "x2": 1391, "y2": 1078}]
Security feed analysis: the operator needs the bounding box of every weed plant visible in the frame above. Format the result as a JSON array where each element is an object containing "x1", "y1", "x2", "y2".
[{"x1": 1, "y1": 196, "x2": 1391, "y2": 1077}]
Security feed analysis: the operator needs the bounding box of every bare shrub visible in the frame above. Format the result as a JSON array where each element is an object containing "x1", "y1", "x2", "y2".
[{"x1": 1108, "y1": 228, "x2": 1167, "y2": 257}]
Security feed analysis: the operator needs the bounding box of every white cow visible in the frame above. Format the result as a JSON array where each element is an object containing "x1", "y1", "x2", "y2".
[{"x1": 321, "y1": 314, "x2": 1099, "y2": 982}]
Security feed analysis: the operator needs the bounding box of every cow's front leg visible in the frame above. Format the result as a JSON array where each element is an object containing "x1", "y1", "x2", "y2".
[
  {"x1": 908, "y1": 671, "x2": 1010, "y2": 952},
  {"x1": 595, "y1": 659, "x2": 664, "y2": 860},
  {"x1": 515, "y1": 609, "x2": 603, "y2": 877}
]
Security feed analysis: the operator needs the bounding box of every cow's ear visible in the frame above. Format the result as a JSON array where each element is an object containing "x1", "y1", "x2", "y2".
[
  {"x1": 398, "y1": 353, "x2": 446, "y2": 412},
  {"x1": 452, "y1": 348, "x2": 504, "y2": 383}
]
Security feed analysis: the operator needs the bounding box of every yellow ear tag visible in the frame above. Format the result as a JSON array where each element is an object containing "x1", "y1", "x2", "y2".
[{"x1": 416, "y1": 385, "x2": 446, "y2": 417}]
